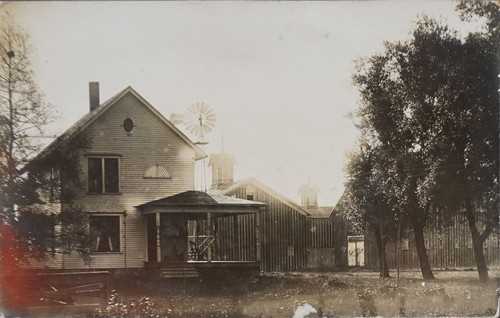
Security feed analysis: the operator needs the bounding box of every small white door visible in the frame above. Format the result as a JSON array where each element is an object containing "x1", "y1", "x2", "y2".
[{"x1": 348, "y1": 235, "x2": 365, "y2": 266}]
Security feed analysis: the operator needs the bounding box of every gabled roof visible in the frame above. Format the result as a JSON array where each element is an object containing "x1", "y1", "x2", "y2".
[
  {"x1": 306, "y1": 206, "x2": 335, "y2": 219},
  {"x1": 23, "y1": 86, "x2": 206, "y2": 171},
  {"x1": 307, "y1": 189, "x2": 348, "y2": 219},
  {"x1": 212, "y1": 177, "x2": 312, "y2": 217}
]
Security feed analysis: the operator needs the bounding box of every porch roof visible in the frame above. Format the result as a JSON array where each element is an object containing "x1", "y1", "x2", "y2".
[{"x1": 136, "y1": 190, "x2": 266, "y2": 214}]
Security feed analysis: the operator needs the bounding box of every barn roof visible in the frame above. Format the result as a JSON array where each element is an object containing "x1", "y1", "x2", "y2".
[
  {"x1": 136, "y1": 190, "x2": 266, "y2": 214},
  {"x1": 306, "y1": 206, "x2": 335, "y2": 218},
  {"x1": 23, "y1": 86, "x2": 206, "y2": 171},
  {"x1": 212, "y1": 178, "x2": 312, "y2": 217},
  {"x1": 325, "y1": 192, "x2": 346, "y2": 219}
]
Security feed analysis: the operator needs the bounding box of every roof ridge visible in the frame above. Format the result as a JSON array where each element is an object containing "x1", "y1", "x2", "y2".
[{"x1": 218, "y1": 177, "x2": 312, "y2": 216}]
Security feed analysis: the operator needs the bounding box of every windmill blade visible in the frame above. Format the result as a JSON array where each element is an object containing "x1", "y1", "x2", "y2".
[
  {"x1": 169, "y1": 113, "x2": 185, "y2": 125},
  {"x1": 184, "y1": 102, "x2": 216, "y2": 140}
]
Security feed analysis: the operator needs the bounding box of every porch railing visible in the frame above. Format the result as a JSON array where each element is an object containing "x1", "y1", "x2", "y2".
[{"x1": 188, "y1": 235, "x2": 215, "y2": 261}]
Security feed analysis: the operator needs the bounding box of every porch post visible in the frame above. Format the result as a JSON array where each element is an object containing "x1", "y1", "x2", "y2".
[
  {"x1": 207, "y1": 212, "x2": 212, "y2": 263},
  {"x1": 256, "y1": 211, "x2": 261, "y2": 262},
  {"x1": 156, "y1": 212, "x2": 161, "y2": 263}
]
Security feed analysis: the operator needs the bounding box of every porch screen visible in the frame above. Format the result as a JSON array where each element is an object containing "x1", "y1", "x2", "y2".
[{"x1": 90, "y1": 215, "x2": 121, "y2": 252}]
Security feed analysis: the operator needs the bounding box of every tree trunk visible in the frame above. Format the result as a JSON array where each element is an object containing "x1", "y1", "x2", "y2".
[
  {"x1": 373, "y1": 226, "x2": 390, "y2": 278},
  {"x1": 412, "y1": 218, "x2": 435, "y2": 279},
  {"x1": 465, "y1": 200, "x2": 491, "y2": 282}
]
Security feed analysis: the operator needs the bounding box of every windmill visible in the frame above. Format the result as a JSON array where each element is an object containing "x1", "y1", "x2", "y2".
[
  {"x1": 174, "y1": 102, "x2": 216, "y2": 191},
  {"x1": 183, "y1": 102, "x2": 216, "y2": 145}
]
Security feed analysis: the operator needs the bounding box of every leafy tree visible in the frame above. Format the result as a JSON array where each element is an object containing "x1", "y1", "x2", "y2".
[
  {"x1": 16, "y1": 135, "x2": 92, "y2": 263},
  {"x1": 352, "y1": 38, "x2": 436, "y2": 279},
  {"x1": 457, "y1": 1, "x2": 500, "y2": 40},
  {"x1": 452, "y1": 0, "x2": 500, "y2": 282},
  {"x1": 344, "y1": 135, "x2": 401, "y2": 277},
  {"x1": 0, "y1": 13, "x2": 53, "y2": 218},
  {"x1": 351, "y1": 11, "x2": 498, "y2": 281},
  {"x1": 402, "y1": 13, "x2": 498, "y2": 282},
  {"x1": 0, "y1": 14, "x2": 91, "y2": 272}
]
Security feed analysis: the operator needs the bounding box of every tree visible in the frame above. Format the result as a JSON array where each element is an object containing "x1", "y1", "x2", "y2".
[
  {"x1": 352, "y1": 37, "x2": 437, "y2": 279},
  {"x1": 400, "y1": 13, "x2": 498, "y2": 282},
  {"x1": 0, "y1": 13, "x2": 53, "y2": 220},
  {"x1": 452, "y1": 0, "x2": 500, "y2": 282},
  {"x1": 344, "y1": 135, "x2": 400, "y2": 278},
  {"x1": 0, "y1": 14, "x2": 91, "y2": 272},
  {"x1": 351, "y1": 12, "x2": 498, "y2": 281}
]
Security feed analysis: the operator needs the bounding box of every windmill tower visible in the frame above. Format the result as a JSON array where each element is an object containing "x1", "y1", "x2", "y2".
[{"x1": 181, "y1": 102, "x2": 216, "y2": 191}]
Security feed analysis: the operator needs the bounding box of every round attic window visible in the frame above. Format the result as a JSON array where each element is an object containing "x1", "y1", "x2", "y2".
[{"x1": 123, "y1": 117, "x2": 134, "y2": 133}]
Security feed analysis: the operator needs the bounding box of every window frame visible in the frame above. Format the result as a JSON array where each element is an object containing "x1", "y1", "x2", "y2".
[
  {"x1": 87, "y1": 156, "x2": 121, "y2": 194},
  {"x1": 89, "y1": 214, "x2": 123, "y2": 254},
  {"x1": 122, "y1": 117, "x2": 135, "y2": 134}
]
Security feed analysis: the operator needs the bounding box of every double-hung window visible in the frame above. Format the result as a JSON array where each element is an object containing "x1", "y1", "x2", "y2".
[
  {"x1": 89, "y1": 215, "x2": 121, "y2": 253},
  {"x1": 88, "y1": 157, "x2": 120, "y2": 193}
]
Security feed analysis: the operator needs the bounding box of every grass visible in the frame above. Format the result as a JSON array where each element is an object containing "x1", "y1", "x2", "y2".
[
  {"x1": 3, "y1": 269, "x2": 498, "y2": 317},
  {"x1": 105, "y1": 269, "x2": 499, "y2": 317}
]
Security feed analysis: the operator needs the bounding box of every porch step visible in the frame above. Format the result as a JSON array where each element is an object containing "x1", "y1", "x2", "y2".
[{"x1": 161, "y1": 264, "x2": 199, "y2": 279}]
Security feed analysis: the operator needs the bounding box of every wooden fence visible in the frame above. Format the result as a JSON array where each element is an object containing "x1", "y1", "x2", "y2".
[{"x1": 365, "y1": 213, "x2": 499, "y2": 270}]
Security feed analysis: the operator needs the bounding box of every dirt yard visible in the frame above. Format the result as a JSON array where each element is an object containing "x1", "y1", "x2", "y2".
[{"x1": 5, "y1": 269, "x2": 500, "y2": 317}]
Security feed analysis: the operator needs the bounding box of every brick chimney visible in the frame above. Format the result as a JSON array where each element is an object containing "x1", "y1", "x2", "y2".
[{"x1": 89, "y1": 82, "x2": 100, "y2": 112}]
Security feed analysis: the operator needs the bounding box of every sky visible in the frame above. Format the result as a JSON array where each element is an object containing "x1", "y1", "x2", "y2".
[{"x1": 1, "y1": 1, "x2": 484, "y2": 206}]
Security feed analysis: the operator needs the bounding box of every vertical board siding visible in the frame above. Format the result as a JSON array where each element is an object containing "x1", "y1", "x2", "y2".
[
  {"x1": 221, "y1": 182, "x2": 340, "y2": 272},
  {"x1": 228, "y1": 185, "x2": 310, "y2": 272},
  {"x1": 306, "y1": 218, "x2": 336, "y2": 269},
  {"x1": 214, "y1": 214, "x2": 257, "y2": 262},
  {"x1": 308, "y1": 219, "x2": 335, "y2": 248},
  {"x1": 365, "y1": 213, "x2": 499, "y2": 270}
]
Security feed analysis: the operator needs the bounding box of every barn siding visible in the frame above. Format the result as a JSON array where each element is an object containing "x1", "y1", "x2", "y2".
[
  {"x1": 215, "y1": 214, "x2": 257, "y2": 262},
  {"x1": 365, "y1": 213, "x2": 499, "y2": 270},
  {"x1": 57, "y1": 93, "x2": 196, "y2": 270},
  {"x1": 306, "y1": 218, "x2": 336, "y2": 269},
  {"x1": 224, "y1": 185, "x2": 311, "y2": 272}
]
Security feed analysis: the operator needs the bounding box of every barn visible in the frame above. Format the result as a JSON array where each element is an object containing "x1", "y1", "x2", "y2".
[{"x1": 208, "y1": 152, "x2": 348, "y2": 272}]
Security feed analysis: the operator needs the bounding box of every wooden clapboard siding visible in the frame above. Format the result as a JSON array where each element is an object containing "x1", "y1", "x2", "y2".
[
  {"x1": 73, "y1": 93, "x2": 196, "y2": 207},
  {"x1": 365, "y1": 213, "x2": 499, "y2": 270},
  {"x1": 26, "y1": 255, "x2": 63, "y2": 269},
  {"x1": 58, "y1": 92, "x2": 197, "y2": 270}
]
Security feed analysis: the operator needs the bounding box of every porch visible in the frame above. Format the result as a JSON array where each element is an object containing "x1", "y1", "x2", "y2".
[{"x1": 137, "y1": 191, "x2": 266, "y2": 278}]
